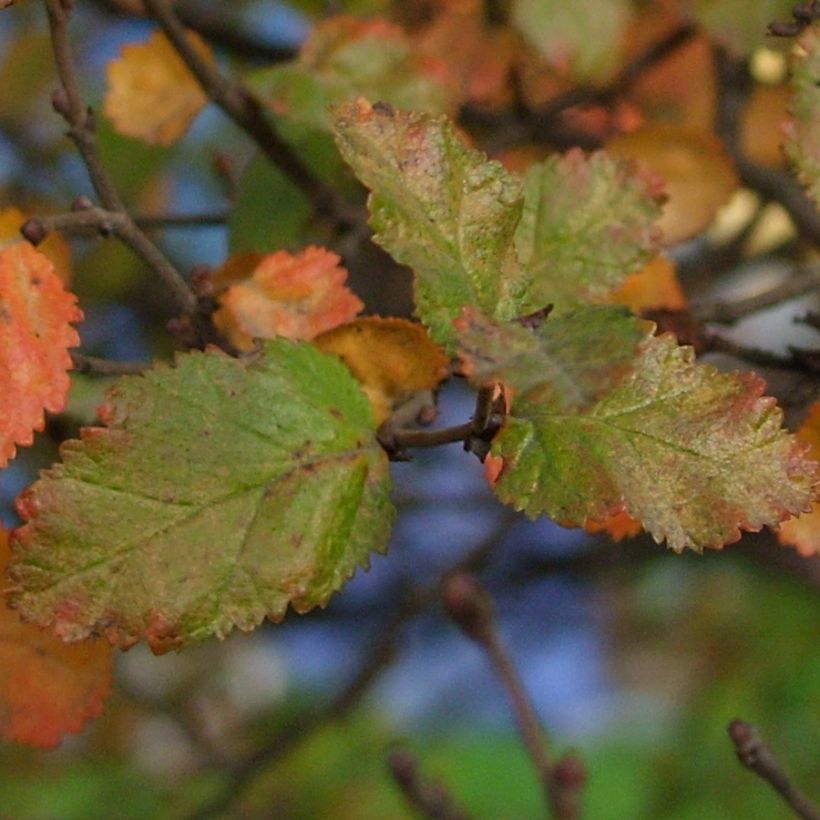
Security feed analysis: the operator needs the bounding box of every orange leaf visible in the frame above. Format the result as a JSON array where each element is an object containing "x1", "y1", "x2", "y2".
[
  {"x1": 104, "y1": 29, "x2": 212, "y2": 146},
  {"x1": 0, "y1": 207, "x2": 72, "y2": 283},
  {"x1": 741, "y1": 83, "x2": 791, "y2": 169},
  {"x1": 0, "y1": 529, "x2": 112, "y2": 747},
  {"x1": 212, "y1": 246, "x2": 363, "y2": 351},
  {"x1": 0, "y1": 243, "x2": 82, "y2": 468},
  {"x1": 609, "y1": 255, "x2": 687, "y2": 313},
  {"x1": 777, "y1": 402, "x2": 820, "y2": 556},
  {"x1": 584, "y1": 508, "x2": 643, "y2": 541},
  {"x1": 607, "y1": 123, "x2": 739, "y2": 244},
  {"x1": 314, "y1": 317, "x2": 450, "y2": 424}
]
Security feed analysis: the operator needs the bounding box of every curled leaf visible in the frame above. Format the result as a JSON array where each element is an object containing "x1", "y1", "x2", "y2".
[
  {"x1": 0, "y1": 529, "x2": 112, "y2": 747},
  {"x1": 0, "y1": 243, "x2": 82, "y2": 468},
  {"x1": 104, "y1": 29, "x2": 213, "y2": 146},
  {"x1": 315, "y1": 317, "x2": 449, "y2": 424},
  {"x1": 212, "y1": 246, "x2": 363, "y2": 351}
]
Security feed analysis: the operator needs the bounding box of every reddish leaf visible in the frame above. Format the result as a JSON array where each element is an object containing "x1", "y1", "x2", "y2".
[
  {"x1": 0, "y1": 529, "x2": 112, "y2": 747},
  {"x1": 0, "y1": 242, "x2": 82, "y2": 468},
  {"x1": 212, "y1": 246, "x2": 363, "y2": 351},
  {"x1": 777, "y1": 402, "x2": 820, "y2": 556}
]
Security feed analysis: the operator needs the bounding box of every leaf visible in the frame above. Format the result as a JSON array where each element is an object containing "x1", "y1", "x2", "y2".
[
  {"x1": 0, "y1": 529, "x2": 112, "y2": 748},
  {"x1": 456, "y1": 306, "x2": 652, "y2": 412},
  {"x1": 104, "y1": 29, "x2": 213, "y2": 146},
  {"x1": 584, "y1": 509, "x2": 642, "y2": 541},
  {"x1": 741, "y1": 83, "x2": 791, "y2": 169},
  {"x1": 314, "y1": 317, "x2": 450, "y2": 424},
  {"x1": 0, "y1": 243, "x2": 82, "y2": 468},
  {"x1": 511, "y1": 0, "x2": 632, "y2": 83},
  {"x1": 607, "y1": 123, "x2": 739, "y2": 244},
  {"x1": 249, "y1": 15, "x2": 451, "y2": 131},
  {"x1": 514, "y1": 149, "x2": 663, "y2": 310},
  {"x1": 489, "y1": 334, "x2": 818, "y2": 552},
  {"x1": 693, "y1": 0, "x2": 795, "y2": 55},
  {"x1": 332, "y1": 98, "x2": 529, "y2": 348},
  {"x1": 211, "y1": 246, "x2": 364, "y2": 351},
  {"x1": 777, "y1": 402, "x2": 820, "y2": 556},
  {"x1": 785, "y1": 23, "x2": 820, "y2": 208},
  {"x1": 9, "y1": 342, "x2": 393, "y2": 652},
  {"x1": 0, "y1": 207, "x2": 72, "y2": 283},
  {"x1": 608, "y1": 255, "x2": 687, "y2": 313}
]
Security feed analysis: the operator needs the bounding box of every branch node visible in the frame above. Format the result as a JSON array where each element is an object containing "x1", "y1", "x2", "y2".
[
  {"x1": 441, "y1": 571, "x2": 494, "y2": 644},
  {"x1": 20, "y1": 218, "x2": 48, "y2": 246}
]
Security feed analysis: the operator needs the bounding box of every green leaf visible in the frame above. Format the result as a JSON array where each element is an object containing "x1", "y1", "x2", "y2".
[
  {"x1": 248, "y1": 15, "x2": 451, "y2": 132},
  {"x1": 786, "y1": 23, "x2": 820, "y2": 208},
  {"x1": 511, "y1": 0, "x2": 632, "y2": 83},
  {"x1": 491, "y1": 334, "x2": 817, "y2": 552},
  {"x1": 515, "y1": 150, "x2": 662, "y2": 311},
  {"x1": 10, "y1": 341, "x2": 393, "y2": 652},
  {"x1": 693, "y1": 0, "x2": 795, "y2": 54},
  {"x1": 456, "y1": 306, "x2": 652, "y2": 411},
  {"x1": 229, "y1": 126, "x2": 350, "y2": 254},
  {"x1": 332, "y1": 99, "x2": 530, "y2": 348}
]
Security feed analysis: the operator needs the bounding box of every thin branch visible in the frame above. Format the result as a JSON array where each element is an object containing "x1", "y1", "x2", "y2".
[
  {"x1": 705, "y1": 332, "x2": 820, "y2": 374},
  {"x1": 21, "y1": 205, "x2": 195, "y2": 315},
  {"x1": 728, "y1": 719, "x2": 820, "y2": 820},
  {"x1": 441, "y1": 572, "x2": 573, "y2": 818},
  {"x1": 140, "y1": 0, "x2": 357, "y2": 229},
  {"x1": 89, "y1": 0, "x2": 298, "y2": 63},
  {"x1": 388, "y1": 748, "x2": 473, "y2": 820},
  {"x1": 134, "y1": 210, "x2": 230, "y2": 230},
  {"x1": 188, "y1": 598, "x2": 418, "y2": 820},
  {"x1": 41, "y1": 0, "x2": 197, "y2": 316},
  {"x1": 712, "y1": 46, "x2": 820, "y2": 247},
  {"x1": 694, "y1": 263, "x2": 820, "y2": 324},
  {"x1": 70, "y1": 352, "x2": 149, "y2": 376}
]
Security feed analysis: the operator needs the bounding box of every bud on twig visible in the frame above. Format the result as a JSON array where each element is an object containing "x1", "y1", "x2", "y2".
[{"x1": 20, "y1": 218, "x2": 48, "y2": 246}]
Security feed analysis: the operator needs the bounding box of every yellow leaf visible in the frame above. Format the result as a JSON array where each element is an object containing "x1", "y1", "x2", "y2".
[
  {"x1": 314, "y1": 317, "x2": 450, "y2": 424},
  {"x1": 0, "y1": 207, "x2": 72, "y2": 284},
  {"x1": 607, "y1": 123, "x2": 739, "y2": 244},
  {"x1": 104, "y1": 29, "x2": 212, "y2": 146},
  {"x1": 609, "y1": 255, "x2": 687, "y2": 313},
  {"x1": 777, "y1": 402, "x2": 820, "y2": 556},
  {"x1": 212, "y1": 246, "x2": 363, "y2": 351}
]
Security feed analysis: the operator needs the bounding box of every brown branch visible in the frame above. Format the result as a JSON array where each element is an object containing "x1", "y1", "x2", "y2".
[
  {"x1": 694, "y1": 263, "x2": 820, "y2": 324},
  {"x1": 89, "y1": 0, "x2": 298, "y2": 63},
  {"x1": 134, "y1": 210, "x2": 230, "y2": 230},
  {"x1": 728, "y1": 719, "x2": 820, "y2": 820},
  {"x1": 140, "y1": 0, "x2": 357, "y2": 229},
  {"x1": 41, "y1": 0, "x2": 197, "y2": 316},
  {"x1": 70, "y1": 352, "x2": 149, "y2": 376},
  {"x1": 441, "y1": 572, "x2": 581, "y2": 818},
  {"x1": 713, "y1": 46, "x2": 820, "y2": 247},
  {"x1": 21, "y1": 204, "x2": 194, "y2": 315},
  {"x1": 388, "y1": 748, "x2": 473, "y2": 820}
]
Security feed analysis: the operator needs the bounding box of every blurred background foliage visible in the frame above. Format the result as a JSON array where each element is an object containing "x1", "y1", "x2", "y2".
[{"x1": 1, "y1": 1, "x2": 819, "y2": 818}]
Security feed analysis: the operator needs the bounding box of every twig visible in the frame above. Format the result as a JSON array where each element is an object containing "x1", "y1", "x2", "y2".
[
  {"x1": 89, "y1": 0, "x2": 298, "y2": 63},
  {"x1": 388, "y1": 748, "x2": 473, "y2": 820},
  {"x1": 188, "y1": 597, "x2": 420, "y2": 819},
  {"x1": 694, "y1": 263, "x2": 820, "y2": 324},
  {"x1": 705, "y1": 333, "x2": 820, "y2": 373},
  {"x1": 728, "y1": 719, "x2": 820, "y2": 820},
  {"x1": 441, "y1": 572, "x2": 577, "y2": 818},
  {"x1": 134, "y1": 210, "x2": 230, "y2": 230},
  {"x1": 379, "y1": 385, "x2": 506, "y2": 460},
  {"x1": 140, "y1": 0, "x2": 357, "y2": 229},
  {"x1": 712, "y1": 46, "x2": 820, "y2": 247},
  {"x1": 70, "y1": 352, "x2": 149, "y2": 376},
  {"x1": 41, "y1": 0, "x2": 197, "y2": 316}
]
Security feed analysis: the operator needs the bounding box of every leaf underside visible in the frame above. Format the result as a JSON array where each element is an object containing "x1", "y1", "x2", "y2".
[{"x1": 10, "y1": 341, "x2": 394, "y2": 653}]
